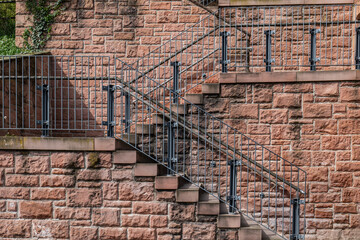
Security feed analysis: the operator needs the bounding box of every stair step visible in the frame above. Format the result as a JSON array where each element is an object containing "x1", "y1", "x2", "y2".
[
  {"x1": 176, "y1": 183, "x2": 199, "y2": 203},
  {"x1": 134, "y1": 163, "x2": 167, "y2": 177},
  {"x1": 218, "y1": 214, "x2": 241, "y2": 229},
  {"x1": 202, "y1": 83, "x2": 220, "y2": 94},
  {"x1": 185, "y1": 94, "x2": 204, "y2": 105},
  {"x1": 135, "y1": 124, "x2": 155, "y2": 135},
  {"x1": 151, "y1": 113, "x2": 165, "y2": 125},
  {"x1": 113, "y1": 150, "x2": 153, "y2": 164},
  {"x1": 155, "y1": 175, "x2": 184, "y2": 190},
  {"x1": 238, "y1": 226, "x2": 262, "y2": 240},
  {"x1": 170, "y1": 104, "x2": 188, "y2": 115},
  {"x1": 115, "y1": 134, "x2": 138, "y2": 148},
  {"x1": 198, "y1": 200, "x2": 220, "y2": 215}
]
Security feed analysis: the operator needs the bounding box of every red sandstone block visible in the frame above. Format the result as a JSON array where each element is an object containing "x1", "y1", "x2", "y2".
[
  {"x1": 0, "y1": 152, "x2": 13, "y2": 167},
  {"x1": 169, "y1": 204, "x2": 195, "y2": 221},
  {"x1": 133, "y1": 202, "x2": 168, "y2": 215},
  {"x1": 272, "y1": 125, "x2": 300, "y2": 140},
  {"x1": 95, "y1": 2, "x2": 118, "y2": 14},
  {"x1": 20, "y1": 201, "x2": 52, "y2": 219},
  {"x1": 40, "y1": 175, "x2": 75, "y2": 187},
  {"x1": 315, "y1": 209, "x2": 333, "y2": 219},
  {"x1": 122, "y1": 215, "x2": 150, "y2": 227},
  {"x1": 128, "y1": 227, "x2": 156, "y2": 240},
  {"x1": 176, "y1": 184, "x2": 199, "y2": 203},
  {"x1": 260, "y1": 109, "x2": 288, "y2": 124},
  {"x1": 150, "y1": 2, "x2": 170, "y2": 10},
  {"x1": 51, "y1": 152, "x2": 84, "y2": 168},
  {"x1": 118, "y1": 182, "x2": 154, "y2": 201},
  {"x1": 230, "y1": 104, "x2": 259, "y2": 119},
  {"x1": 99, "y1": 227, "x2": 127, "y2": 240},
  {"x1": 183, "y1": 222, "x2": 216, "y2": 239},
  {"x1": 134, "y1": 163, "x2": 166, "y2": 177},
  {"x1": 273, "y1": 93, "x2": 301, "y2": 108},
  {"x1": 67, "y1": 188, "x2": 102, "y2": 207},
  {"x1": 6, "y1": 175, "x2": 39, "y2": 187},
  {"x1": 198, "y1": 200, "x2": 220, "y2": 215},
  {"x1": 322, "y1": 136, "x2": 351, "y2": 150},
  {"x1": 339, "y1": 120, "x2": 360, "y2": 134},
  {"x1": 150, "y1": 215, "x2": 168, "y2": 228},
  {"x1": 0, "y1": 187, "x2": 30, "y2": 199},
  {"x1": 254, "y1": 88, "x2": 272, "y2": 103},
  {"x1": 334, "y1": 204, "x2": 357, "y2": 214},
  {"x1": 31, "y1": 188, "x2": 65, "y2": 200},
  {"x1": 32, "y1": 220, "x2": 69, "y2": 238},
  {"x1": 77, "y1": 169, "x2": 111, "y2": 181},
  {"x1": 218, "y1": 214, "x2": 241, "y2": 228},
  {"x1": 93, "y1": 208, "x2": 120, "y2": 227},
  {"x1": 330, "y1": 172, "x2": 353, "y2": 187},
  {"x1": 103, "y1": 182, "x2": 118, "y2": 200},
  {"x1": 0, "y1": 220, "x2": 31, "y2": 238},
  {"x1": 113, "y1": 150, "x2": 152, "y2": 164},
  {"x1": 303, "y1": 103, "x2": 332, "y2": 118},
  {"x1": 55, "y1": 207, "x2": 91, "y2": 220},
  {"x1": 315, "y1": 83, "x2": 339, "y2": 96},
  {"x1": 70, "y1": 227, "x2": 97, "y2": 240},
  {"x1": 340, "y1": 88, "x2": 360, "y2": 102},
  {"x1": 314, "y1": 120, "x2": 337, "y2": 135},
  {"x1": 112, "y1": 169, "x2": 133, "y2": 181},
  {"x1": 15, "y1": 155, "x2": 50, "y2": 174}
]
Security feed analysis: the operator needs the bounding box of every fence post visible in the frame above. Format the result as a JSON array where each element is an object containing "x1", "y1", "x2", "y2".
[
  {"x1": 171, "y1": 61, "x2": 180, "y2": 103},
  {"x1": 310, "y1": 29, "x2": 320, "y2": 71},
  {"x1": 37, "y1": 84, "x2": 49, "y2": 137},
  {"x1": 290, "y1": 198, "x2": 304, "y2": 240},
  {"x1": 220, "y1": 31, "x2": 230, "y2": 73},
  {"x1": 167, "y1": 121, "x2": 177, "y2": 175},
  {"x1": 356, "y1": 27, "x2": 360, "y2": 70},
  {"x1": 123, "y1": 91, "x2": 131, "y2": 134},
  {"x1": 102, "y1": 85, "x2": 115, "y2": 137},
  {"x1": 228, "y1": 159, "x2": 239, "y2": 213},
  {"x1": 264, "y1": 30, "x2": 275, "y2": 72}
]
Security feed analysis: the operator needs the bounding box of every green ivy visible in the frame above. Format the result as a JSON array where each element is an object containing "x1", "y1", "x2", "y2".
[{"x1": 23, "y1": 0, "x2": 65, "y2": 51}]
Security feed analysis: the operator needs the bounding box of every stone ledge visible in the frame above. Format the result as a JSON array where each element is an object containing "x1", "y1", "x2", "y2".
[
  {"x1": 0, "y1": 137, "x2": 117, "y2": 151},
  {"x1": 220, "y1": 70, "x2": 360, "y2": 84},
  {"x1": 219, "y1": 0, "x2": 354, "y2": 7}
]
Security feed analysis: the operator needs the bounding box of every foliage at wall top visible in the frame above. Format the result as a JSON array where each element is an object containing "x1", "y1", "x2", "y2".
[{"x1": 23, "y1": 0, "x2": 65, "y2": 51}]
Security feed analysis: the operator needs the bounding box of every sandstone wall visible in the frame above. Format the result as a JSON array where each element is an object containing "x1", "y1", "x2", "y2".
[
  {"x1": 0, "y1": 147, "x2": 219, "y2": 239},
  {"x1": 15, "y1": 0, "x2": 209, "y2": 61},
  {"x1": 203, "y1": 77, "x2": 360, "y2": 239}
]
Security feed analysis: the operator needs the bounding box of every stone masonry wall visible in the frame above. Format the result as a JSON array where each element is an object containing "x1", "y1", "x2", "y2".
[
  {"x1": 0, "y1": 149, "x2": 218, "y2": 239},
  {"x1": 202, "y1": 79, "x2": 360, "y2": 240},
  {"x1": 15, "y1": 0, "x2": 209, "y2": 61}
]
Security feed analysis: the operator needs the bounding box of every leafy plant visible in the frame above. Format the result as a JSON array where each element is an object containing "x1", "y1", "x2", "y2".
[
  {"x1": 0, "y1": 2, "x2": 16, "y2": 37},
  {"x1": 23, "y1": 0, "x2": 65, "y2": 51},
  {"x1": 0, "y1": 36, "x2": 30, "y2": 55}
]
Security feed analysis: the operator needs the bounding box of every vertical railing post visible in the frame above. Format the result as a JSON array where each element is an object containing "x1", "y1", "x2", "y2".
[
  {"x1": 123, "y1": 91, "x2": 131, "y2": 134},
  {"x1": 310, "y1": 29, "x2": 321, "y2": 71},
  {"x1": 264, "y1": 30, "x2": 275, "y2": 72},
  {"x1": 356, "y1": 27, "x2": 360, "y2": 69},
  {"x1": 37, "y1": 84, "x2": 49, "y2": 137},
  {"x1": 290, "y1": 198, "x2": 304, "y2": 240},
  {"x1": 171, "y1": 61, "x2": 180, "y2": 103},
  {"x1": 167, "y1": 121, "x2": 177, "y2": 175},
  {"x1": 220, "y1": 31, "x2": 230, "y2": 73},
  {"x1": 228, "y1": 159, "x2": 240, "y2": 213},
  {"x1": 102, "y1": 85, "x2": 115, "y2": 137}
]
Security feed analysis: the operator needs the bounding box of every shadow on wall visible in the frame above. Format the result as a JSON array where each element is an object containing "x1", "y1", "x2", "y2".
[{"x1": 0, "y1": 55, "x2": 126, "y2": 137}]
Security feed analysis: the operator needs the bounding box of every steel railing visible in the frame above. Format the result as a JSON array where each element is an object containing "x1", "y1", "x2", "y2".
[
  {"x1": 129, "y1": 4, "x2": 360, "y2": 101},
  {"x1": 0, "y1": 55, "x2": 307, "y2": 239},
  {"x1": 115, "y1": 58, "x2": 307, "y2": 240}
]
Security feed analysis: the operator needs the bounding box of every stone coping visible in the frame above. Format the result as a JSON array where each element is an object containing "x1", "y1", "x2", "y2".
[
  {"x1": 219, "y1": 0, "x2": 354, "y2": 7},
  {"x1": 0, "y1": 136, "x2": 118, "y2": 151},
  {"x1": 220, "y1": 70, "x2": 360, "y2": 84}
]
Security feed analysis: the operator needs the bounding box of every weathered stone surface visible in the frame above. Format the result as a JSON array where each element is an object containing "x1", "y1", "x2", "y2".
[
  {"x1": 15, "y1": 155, "x2": 50, "y2": 174},
  {"x1": 303, "y1": 103, "x2": 332, "y2": 118},
  {"x1": 322, "y1": 136, "x2": 351, "y2": 150},
  {"x1": 67, "y1": 188, "x2": 102, "y2": 207},
  {"x1": 54, "y1": 207, "x2": 91, "y2": 220},
  {"x1": 31, "y1": 188, "x2": 65, "y2": 200},
  {"x1": 169, "y1": 204, "x2": 195, "y2": 221},
  {"x1": 183, "y1": 223, "x2": 216, "y2": 240},
  {"x1": 315, "y1": 83, "x2": 339, "y2": 96},
  {"x1": 273, "y1": 93, "x2": 301, "y2": 108},
  {"x1": 20, "y1": 201, "x2": 52, "y2": 219},
  {"x1": 70, "y1": 227, "x2": 98, "y2": 240},
  {"x1": 0, "y1": 152, "x2": 13, "y2": 167},
  {"x1": 230, "y1": 104, "x2": 259, "y2": 119},
  {"x1": 99, "y1": 228, "x2": 127, "y2": 240},
  {"x1": 122, "y1": 215, "x2": 149, "y2": 227},
  {"x1": 0, "y1": 220, "x2": 31, "y2": 238},
  {"x1": 133, "y1": 202, "x2": 167, "y2": 215},
  {"x1": 32, "y1": 220, "x2": 69, "y2": 238},
  {"x1": 260, "y1": 109, "x2": 288, "y2": 124},
  {"x1": 128, "y1": 227, "x2": 155, "y2": 240},
  {"x1": 118, "y1": 182, "x2": 154, "y2": 201},
  {"x1": 93, "y1": 209, "x2": 120, "y2": 227},
  {"x1": 51, "y1": 152, "x2": 84, "y2": 168}
]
